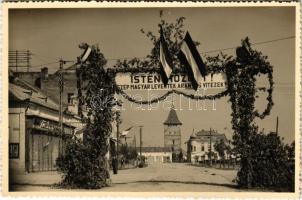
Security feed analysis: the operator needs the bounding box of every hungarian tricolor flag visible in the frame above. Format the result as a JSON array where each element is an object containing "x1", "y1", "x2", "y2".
[
  {"x1": 178, "y1": 32, "x2": 207, "y2": 90},
  {"x1": 80, "y1": 46, "x2": 92, "y2": 62},
  {"x1": 159, "y1": 25, "x2": 173, "y2": 86}
]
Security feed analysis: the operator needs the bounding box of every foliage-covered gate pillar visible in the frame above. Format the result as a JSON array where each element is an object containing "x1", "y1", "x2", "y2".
[{"x1": 226, "y1": 40, "x2": 273, "y2": 187}]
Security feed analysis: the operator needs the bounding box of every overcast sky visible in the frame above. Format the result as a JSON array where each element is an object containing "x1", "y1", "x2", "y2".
[{"x1": 9, "y1": 7, "x2": 296, "y2": 148}]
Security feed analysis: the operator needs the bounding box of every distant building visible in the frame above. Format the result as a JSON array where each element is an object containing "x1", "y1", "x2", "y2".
[
  {"x1": 137, "y1": 147, "x2": 172, "y2": 164},
  {"x1": 163, "y1": 107, "x2": 182, "y2": 156},
  {"x1": 186, "y1": 129, "x2": 230, "y2": 163}
]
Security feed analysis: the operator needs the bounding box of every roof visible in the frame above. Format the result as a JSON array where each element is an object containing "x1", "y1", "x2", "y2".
[
  {"x1": 188, "y1": 129, "x2": 229, "y2": 143},
  {"x1": 10, "y1": 83, "x2": 59, "y2": 111},
  {"x1": 136, "y1": 147, "x2": 172, "y2": 153},
  {"x1": 9, "y1": 74, "x2": 77, "y2": 116},
  {"x1": 195, "y1": 129, "x2": 222, "y2": 136},
  {"x1": 163, "y1": 108, "x2": 182, "y2": 125}
]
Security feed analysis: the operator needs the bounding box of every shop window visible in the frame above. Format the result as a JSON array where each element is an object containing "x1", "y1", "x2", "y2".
[{"x1": 9, "y1": 143, "x2": 19, "y2": 159}]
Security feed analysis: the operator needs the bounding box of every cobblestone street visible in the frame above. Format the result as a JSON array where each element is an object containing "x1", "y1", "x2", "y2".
[{"x1": 11, "y1": 163, "x2": 241, "y2": 192}]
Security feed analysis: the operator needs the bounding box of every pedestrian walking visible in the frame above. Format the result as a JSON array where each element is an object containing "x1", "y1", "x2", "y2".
[{"x1": 112, "y1": 156, "x2": 118, "y2": 174}]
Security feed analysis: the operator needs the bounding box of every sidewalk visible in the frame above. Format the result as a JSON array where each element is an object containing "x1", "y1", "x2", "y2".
[
  {"x1": 10, "y1": 171, "x2": 62, "y2": 186},
  {"x1": 10, "y1": 166, "x2": 135, "y2": 186}
]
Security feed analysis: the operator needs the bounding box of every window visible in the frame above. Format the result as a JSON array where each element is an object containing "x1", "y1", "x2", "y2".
[
  {"x1": 9, "y1": 143, "x2": 19, "y2": 159},
  {"x1": 201, "y1": 146, "x2": 205, "y2": 151},
  {"x1": 193, "y1": 146, "x2": 196, "y2": 152},
  {"x1": 67, "y1": 93, "x2": 74, "y2": 104}
]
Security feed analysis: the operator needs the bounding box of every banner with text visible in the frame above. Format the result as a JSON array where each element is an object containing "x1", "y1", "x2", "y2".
[{"x1": 116, "y1": 73, "x2": 227, "y2": 90}]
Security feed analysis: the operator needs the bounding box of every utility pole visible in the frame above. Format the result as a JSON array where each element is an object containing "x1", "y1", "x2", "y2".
[
  {"x1": 139, "y1": 126, "x2": 143, "y2": 157},
  {"x1": 58, "y1": 59, "x2": 74, "y2": 156},
  {"x1": 116, "y1": 116, "x2": 120, "y2": 173},
  {"x1": 58, "y1": 59, "x2": 64, "y2": 156},
  {"x1": 134, "y1": 134, "x2": 137, "y2": 149},
  {"x1": 209, "y1": 128, "x2": 212, "y2": 167},
  {"x1": 276, "y1": 116, "x2": 279, "y2": 135}
]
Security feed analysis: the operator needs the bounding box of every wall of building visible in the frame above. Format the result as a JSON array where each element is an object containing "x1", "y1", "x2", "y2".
[
  {"x1": 9, "y1": 106, "x2": 26, "y2": 174},
  {"x1": 189, "y1": 140, "x2": 220, "y2": 163},
  {"x1": 26, "y1": 103, "x2": 83, "y2": 132},
  {"x1": 15, "y1": 70, "x2": 79, "y2": 113},
  {"x1": 42, "y1": 72, "x2": 78, "y2": 107},
  {"x1": 142, "y1": 152, "x2": 172, "y2": 164}
]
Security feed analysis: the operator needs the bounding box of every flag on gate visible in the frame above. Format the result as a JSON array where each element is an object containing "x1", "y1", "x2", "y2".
[
  {"x1": 80, "y1": 46, "x2": 92, "y2": 62},
  {"x1": 178, "y1": 32, "x2": 207, "y2": 90},
  {"x1": 121, "y1": 126, "x2": 133, "y2": 136},
  {"x1": 159, "y1": 25, "x2": 173, "y2": 86}
]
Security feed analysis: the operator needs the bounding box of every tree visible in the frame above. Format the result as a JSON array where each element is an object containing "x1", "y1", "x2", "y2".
[
  {"x1": 115, "y1": 12, "x2": 200, "y2": 70},
  {"x1": 178, "y1": 150, "x2": 183, "y2": 162},
  {"x1": 214, "y1": 139, "x2": 227, "y2": 168},
  {"x1": 120, "y1": 145, "x2": 138, "y2": 162},
  {"x1": 246, "y1": 133, "x2": 295, "y2": 191},
  {"x1": 194, "y1": 155, "x2": 199, "y2": 164}
]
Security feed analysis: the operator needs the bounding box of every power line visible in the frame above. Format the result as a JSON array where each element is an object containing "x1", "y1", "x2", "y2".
[
  {"x1": 31, "y1": 53, "x2": 61, "y2": 61},
  {"x1": 106, "y1": 35, "x2": 296, "y2": 60},
  {"x1": 27, "y1": 35, "x2": 296, "y2": 68},
  {"x1": 203, "y1": 36, "x2": 295, "y2": 54},
  {"x1": 30, "y1": 61, "x2": 60, "y2": 68}
]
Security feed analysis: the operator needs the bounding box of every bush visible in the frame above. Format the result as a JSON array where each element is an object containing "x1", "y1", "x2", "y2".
[
  {"x1": 56, "y1": 138, "x2": 110, "y2": 189},
  {"x1": 138, "y1": 162, "x2": 144, "y2": 168},
  {"x1": 236, "y1": 132, "x2": 295, "y2": 192}
]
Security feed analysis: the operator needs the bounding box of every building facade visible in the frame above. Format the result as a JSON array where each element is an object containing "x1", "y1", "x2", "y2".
[
  {"x1": 137, "y1": 147, "x2": 172, "y2": 164},
  {"x1": 9, "y1": 74, "x2": 83, "y2": 178},
  {"x1": 163, "y1": 107, "x2": 182, "y2": 155},
  {"x1": 186, "y1": 129, "x2": 230, "y2": 163}
]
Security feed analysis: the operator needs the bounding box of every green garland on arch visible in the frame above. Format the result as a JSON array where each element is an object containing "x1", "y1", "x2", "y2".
[
  {"x1": 115, "y1": 87, "x2": 229, "y2": 105},
  {"x1": 112, "y1": 56, "x2": 273, "y2": 120}
]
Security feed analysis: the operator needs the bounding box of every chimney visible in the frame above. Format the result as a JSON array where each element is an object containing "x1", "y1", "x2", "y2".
[
  {"x1": 41, "y1": 67, "x2": 48, "y2": 80},
  {"x1": 35, "y1": 77, "x2": 42, "y2": 88}
]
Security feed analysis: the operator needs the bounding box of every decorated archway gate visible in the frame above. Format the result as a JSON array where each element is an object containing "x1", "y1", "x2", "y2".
[
  {"x1": 54, "y1": 14, "x2": 277, "y2": 189},
  {"x1": 72, "y1": 35, "x2": 274, "y2": 189}
]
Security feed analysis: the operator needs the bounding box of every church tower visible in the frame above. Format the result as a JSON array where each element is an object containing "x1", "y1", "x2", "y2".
[{"x1": 163, "y1": 106, "x2": 182, "y2": 154}]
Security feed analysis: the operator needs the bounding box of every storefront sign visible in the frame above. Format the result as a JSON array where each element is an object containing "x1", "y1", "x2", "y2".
[
  {"x1": 32, "y1": 118, "x2": 74, "y2": 135},
  {"x1": 115, "y1": 73, "x2": 227, "y2": 90}
]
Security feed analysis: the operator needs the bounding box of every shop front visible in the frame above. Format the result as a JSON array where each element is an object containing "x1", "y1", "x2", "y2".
[{"x1": 26, "y1": 116, "x2": 74, "y2": 172}]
